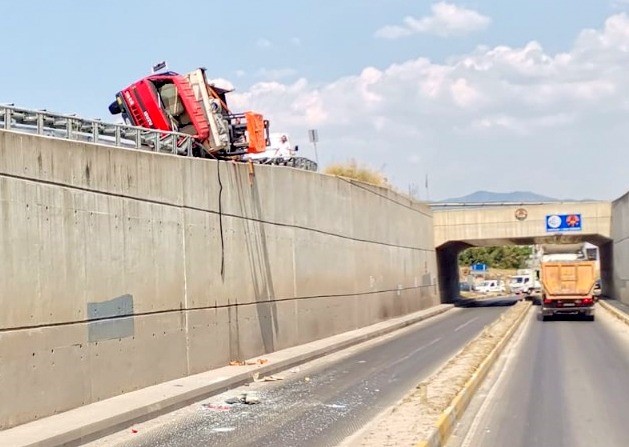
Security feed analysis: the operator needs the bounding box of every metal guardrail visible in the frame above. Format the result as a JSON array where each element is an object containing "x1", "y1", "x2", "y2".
[{"x1": 0, "y1": 105, "x2": 194, "y2": 156}]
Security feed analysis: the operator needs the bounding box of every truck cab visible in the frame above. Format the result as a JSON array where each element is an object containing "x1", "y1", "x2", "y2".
[{"x1": 109, "y1": 68, "x2": 269, "y2": 157}]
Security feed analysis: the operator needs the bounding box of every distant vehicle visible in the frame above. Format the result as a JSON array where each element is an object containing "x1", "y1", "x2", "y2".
[
  {"x1": 476, "y1": 280, "x2": 506, "y2": 294},
  {"x1": 509, "y1": 273, "x2": 541, "y2": 298},
  {"x1": 593, "y1": 279, "x2": 602, "y2": 298},
  {"x1": 540, "y1": 260, "x2": 597, "y2": 321},
  {"x1": 459, "y1": 282, "x2": 473, "y2": 292}
]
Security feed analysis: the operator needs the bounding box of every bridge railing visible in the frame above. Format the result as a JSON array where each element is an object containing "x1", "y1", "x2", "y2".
[{"x1": 0, "y1": 105, "x2": 194, "y2": 156}]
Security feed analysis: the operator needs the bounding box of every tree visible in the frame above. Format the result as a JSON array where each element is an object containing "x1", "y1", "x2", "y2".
[{"x1": 458, "y1": 246, "x2": 532, "y2": 270}]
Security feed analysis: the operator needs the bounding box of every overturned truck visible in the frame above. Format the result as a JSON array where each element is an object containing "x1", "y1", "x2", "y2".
[{"x1": 109, "y1": 68, "x2": 317, "y2": 171}]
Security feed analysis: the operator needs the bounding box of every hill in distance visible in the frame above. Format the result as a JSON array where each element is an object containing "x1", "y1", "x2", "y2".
[{"x1": 439, "y1": 190, "x2": 559, "y2": 203}]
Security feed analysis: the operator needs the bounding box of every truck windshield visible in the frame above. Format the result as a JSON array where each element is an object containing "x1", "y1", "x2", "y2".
[{"x1": 154, "y1": 82, "x2": 194, "y2": 133}]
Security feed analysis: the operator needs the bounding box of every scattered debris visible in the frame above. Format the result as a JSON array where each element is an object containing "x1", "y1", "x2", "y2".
[
  {"x1": 304, "y1": 377, "x2": 311, "y2": 382},
  {"x1": 201, "y1": 403, "x2": 231, "y2": 412},
  {"x1": 325, "y1": 404, "x2": 347, "y2": 409},
  {"x1": 131, "y1": 428, "x2": 138, "y2": 434},
  {"x1": 229, "y1": 358, "x2": 269, "y2": 366},
  {"x1": 212, "y1": 427, "x2": 236, "y2": 433},
  {"x1": 245, "y1": 391, "x2": 260, "y2": 405},
  {"x1": 289, "y1": 367, "x2": 301, "y2": 374},
  {"x1": 225, "y1": 391, "x2": 261, "y2": 405},
  {"x1": 253, "y1": 372, "x2": 284, "y2": 382}
]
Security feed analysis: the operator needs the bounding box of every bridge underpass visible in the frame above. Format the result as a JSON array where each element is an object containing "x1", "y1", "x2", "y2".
[{"x1": 432, "y1": 202, "x2": 613, "y2": 303}]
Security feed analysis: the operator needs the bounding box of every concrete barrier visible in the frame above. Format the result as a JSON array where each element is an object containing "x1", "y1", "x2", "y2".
[
  {"x1": 416, "y1": 302, "x2": 531, "y2": 447},
  {"x1": 611, "y1": 192, "x2": 629, "y2": 305},
  {"x1": 598, "y1": 300, "x2": 629, "y2": 326},
  {"x1": 0, "y1": 130, "x2": 440, "y2": 428}
]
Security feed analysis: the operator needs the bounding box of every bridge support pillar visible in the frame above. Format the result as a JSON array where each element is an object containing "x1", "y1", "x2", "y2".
[{"x1": 436, "y1": 242, "x2": 470, "y2": 304}]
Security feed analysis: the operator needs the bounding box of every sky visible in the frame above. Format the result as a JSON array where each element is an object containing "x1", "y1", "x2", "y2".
[{"x1": 1, "y1": 0, "x2": 629, "y2": 201}]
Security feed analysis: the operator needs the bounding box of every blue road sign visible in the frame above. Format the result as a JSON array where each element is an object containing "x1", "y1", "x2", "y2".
[
  {"x1": 471, "y1": 263, "x2": 487, "y2": 272},
  {"x1": 545, "y1": 213, "x2": 582, "y2": 232}
]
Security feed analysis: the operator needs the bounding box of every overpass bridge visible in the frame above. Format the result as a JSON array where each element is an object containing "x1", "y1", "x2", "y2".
[{"x1": 432, "y1": 201, "x2": 614, "y2": 302}]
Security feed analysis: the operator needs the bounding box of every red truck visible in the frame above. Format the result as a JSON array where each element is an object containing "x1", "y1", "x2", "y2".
[{"x1": 109, "y1": 68, "x2": 269, "y2": 158}]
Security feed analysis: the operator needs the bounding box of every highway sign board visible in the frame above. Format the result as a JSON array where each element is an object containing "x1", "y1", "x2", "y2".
[
  {"x1": 545, "y1": 214, "x2": 582, "y2": 232},
  {"x1": 471, "y1": 263, "x2": 487, "y2": 272}
]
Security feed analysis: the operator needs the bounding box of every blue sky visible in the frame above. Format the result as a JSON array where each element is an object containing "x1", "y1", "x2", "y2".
[{"x1": 1, "y1": 1, "x2": 629, "y2": 200}]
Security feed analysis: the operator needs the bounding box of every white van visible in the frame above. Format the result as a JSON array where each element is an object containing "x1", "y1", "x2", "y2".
[{"x1": 476, "y1": 280, "x2": 506, "y2": 294}]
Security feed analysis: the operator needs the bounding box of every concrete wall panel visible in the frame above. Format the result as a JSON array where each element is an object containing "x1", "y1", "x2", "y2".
[
  {"x1": 0, "y1": 130, "x2": 438, "y2": 428},
  {"x1": 611, "y1": 192, "x2": 629, "y2": 304}
]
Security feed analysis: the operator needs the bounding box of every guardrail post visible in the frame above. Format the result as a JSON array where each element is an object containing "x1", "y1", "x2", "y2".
[
  {"x1": 37, "y1": 113, "x2": 44, "y2": 135},
  {"x1": 3, "y1": 108, "x2": 10, "y2": 130}
]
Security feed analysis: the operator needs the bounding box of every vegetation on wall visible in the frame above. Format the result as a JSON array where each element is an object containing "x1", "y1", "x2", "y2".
[
  {"x1": 458, "y1": 246, "x2": 533, "y2": 270},
  {"x1": 323, "y1": 159, "x2": 390, "y2": 187}
]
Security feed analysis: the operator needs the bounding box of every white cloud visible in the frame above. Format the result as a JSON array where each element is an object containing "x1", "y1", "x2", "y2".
[
  {"x1": 375, "y1": 2, "x2": 491, "y2": 39},
  {"x1": 290, "y1": 37, "x2": 302, "y2": 46},
  {"x1": 256, "y1": 38, "x2": 272, "y2": 48},
  {"x1": 230, "y1": 14, "x2": 629, "y2": 200}
]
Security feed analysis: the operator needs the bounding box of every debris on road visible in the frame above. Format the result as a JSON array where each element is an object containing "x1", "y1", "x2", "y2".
[
  {"x1": 211, "y1": 427, "x2": 236, "y2": 433},
  {"x1": 225, "y1": 391, "x2": 261, "y2": 405},
  {"x1": 229, "y1": 358, "x2": 269, "y2": 366},
  {"x1": 252, "y1": 372, "x2": 284, "y2": 382},
  {"x1": 201, "y1": 403, "x2": 231, "y2": 412},
  {"x1": 325, "y1": 404, "x2": 347, "y2": 409}
]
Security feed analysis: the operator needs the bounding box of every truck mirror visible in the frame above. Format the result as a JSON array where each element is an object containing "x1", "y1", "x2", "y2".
[{"x1": 294, "y1": 145, "x2": 299, "y2": 151}]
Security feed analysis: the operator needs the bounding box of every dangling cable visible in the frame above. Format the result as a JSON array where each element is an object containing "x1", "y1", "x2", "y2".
[{"x1": 217, "y1": 160, "x2": 225, "y2": 280}]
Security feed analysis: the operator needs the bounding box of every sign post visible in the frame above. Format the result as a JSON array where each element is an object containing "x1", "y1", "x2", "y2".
[{"x1": 308, "y1": 129, "x2": 319, "y2": 166}]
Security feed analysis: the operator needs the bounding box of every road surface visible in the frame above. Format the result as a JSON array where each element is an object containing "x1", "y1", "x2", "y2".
[
  {"x1": 448, "y1": 306, "x2": 629, "y2": 447},
  {"x1": 93, "y1": 298, "x2": 517, "y2": 447}
]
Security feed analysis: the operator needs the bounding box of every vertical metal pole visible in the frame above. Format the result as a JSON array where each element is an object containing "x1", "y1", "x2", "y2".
[
  {"x1": 4, "y1": 108, "x2": 10, "y2": 130},
  {"x1": 115, "y1": 125, "x2": 121, "y2": 146},
  {"x1": 37, "y1": 113, "x2": 44, "y2": 135},
  {"x1": 92, "y1": 122, "x2": 98, "y2": 143},
  {"x1": 313, "y1": 141, "x2": 319, "y2": 166},
  {"x1": 66, "y1": 117, "x2": 72, "y2": 140},
  {"x1": 135, "y1": 129, "x2": 140, "y2": 148}
]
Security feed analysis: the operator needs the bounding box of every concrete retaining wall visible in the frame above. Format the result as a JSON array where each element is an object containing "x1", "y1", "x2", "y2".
[
  {"x1": 611, "y1": 192, "x2": 629, "y2": 305},
  {"x1": 0, "y1": 130, "x2": 439, "y2": 428}
]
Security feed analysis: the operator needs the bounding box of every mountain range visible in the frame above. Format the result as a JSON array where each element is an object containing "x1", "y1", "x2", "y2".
[{"x1": 438, "y1": 190, "x2": 559, "y2": 203}]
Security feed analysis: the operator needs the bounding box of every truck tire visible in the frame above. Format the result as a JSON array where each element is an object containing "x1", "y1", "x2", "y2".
[
  {"x1": 586, "y1": 315, "x2": 595, "y2": 322},
  {"x1": 542, "y1": 314, "x2": 551, "y2": 322}
]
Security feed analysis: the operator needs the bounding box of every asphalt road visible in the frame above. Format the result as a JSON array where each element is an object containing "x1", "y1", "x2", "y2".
[
  {"x1": 102, "y1": 299, "x2": 516, "y2": 447},
  {"x1": 449, "y1": 307, "x2": 629, "y2": 447}
]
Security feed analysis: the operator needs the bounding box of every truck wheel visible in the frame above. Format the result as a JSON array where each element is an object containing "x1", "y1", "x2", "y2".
[
  {"x1": 586, "y1": 315, "x2": 595, "y2": 322},
  {"x1": 542, "y1": 315, "x2": 551, "y2": 322}
]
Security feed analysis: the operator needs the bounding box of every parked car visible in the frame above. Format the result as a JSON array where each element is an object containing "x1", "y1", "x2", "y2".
[
  {"x1": 459, "y1": 282, "x2": 473, "y2": 292},
  {"x1": 476, "y1": 280, "x2": 506, "y2": 294}
]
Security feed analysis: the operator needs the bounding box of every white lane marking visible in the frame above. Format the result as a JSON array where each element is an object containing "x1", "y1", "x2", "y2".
[
  {"x1": 388, "y1": 337, "x2": 443, "y2": 369},
  {"x1": 454, "y1": 317, "x2": 479, "y2": 332}
]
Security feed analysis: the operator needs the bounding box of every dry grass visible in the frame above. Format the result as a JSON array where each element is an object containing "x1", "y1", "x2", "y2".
[{"x1": 323, "y1": 159, "x2": 389, "y2": 187}]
